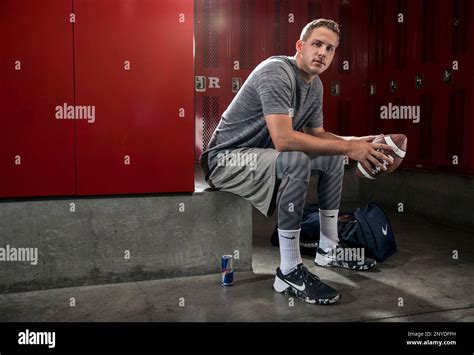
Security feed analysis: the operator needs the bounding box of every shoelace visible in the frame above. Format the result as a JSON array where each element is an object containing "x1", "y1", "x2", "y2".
[
  {"x1": 336, "y1": 241, "x2": 367, "y2": 255},
  {"x1": 299, "y1": 265, "x2": 320, "y2": 286}
]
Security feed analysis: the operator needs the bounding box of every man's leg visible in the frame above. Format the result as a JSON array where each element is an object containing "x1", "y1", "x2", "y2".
[
  {"x1": 272, "y1": 151, "x2": 341, "y2": 305},
  {"x1": 274, "y1": 151, "x2": 311, "y2": 275},
  {"x1": 310, "y1": 155, "x2": 377, "y2": 270},
  {"x1": 310, "y1": 155, "x2": 344, "y2": 252}
]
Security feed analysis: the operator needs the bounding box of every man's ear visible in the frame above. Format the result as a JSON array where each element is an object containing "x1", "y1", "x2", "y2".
[{"x1": 295, "y1": 39, "x2": 303, "y2": 54}]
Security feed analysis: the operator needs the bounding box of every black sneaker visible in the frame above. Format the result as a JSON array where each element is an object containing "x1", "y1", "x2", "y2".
[
  {"x1": 315, "y1": 243, "x2": 377, "y2": 271},
  {"x1": 273, "y1": 264, "x2": 341, "y2": 305}
]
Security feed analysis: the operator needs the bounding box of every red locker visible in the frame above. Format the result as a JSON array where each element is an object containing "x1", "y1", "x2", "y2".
[
  {"x1": 301, "y1": 0, "x2": 328, "y2": 23},
  {"x1": 367, "y1": 0, "x2": 387, "y2": 136},
  {"x1": 322, "y1": 0, "x2": 370, "y2": 137},
  {"x1": 265, "y1": 0, "x2": 303, "y2": 56},
  {"x1": 387, "y1": 0, "x2": 416, "y2": 167},
  {"x1": 366, "y1": 0, "x2": 474, "y2": 176},
  {"x1": 230, "y1": 0, "x2": 267, "y2": 99},
  {"x1": 411, "y1": 0, "x2": 441, "y2": 171},
  {"x1": 299, "y1": 1, "x2": 340, "y2": 134},
  {"x1": 433, "y1": 0, "x2": 474, "y2": 175},
  {"x1": 0, "y1": 0, "x2": 76, "y2": 197},
  {"x1": 194, "y1": 0, "x2": 232, "y2": 161},
  {"x1": 367, "y1": 0, "x2": 424, "y2": 170},
  {"x1": 74, "y1": 0, "x2": 194, "y2": 195}
]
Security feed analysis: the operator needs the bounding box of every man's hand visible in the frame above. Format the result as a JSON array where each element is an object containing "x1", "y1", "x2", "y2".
[
  {"x1": 350, "y1": 134, "x2": 382, "y2": 142},
  {"x1": 347, "y1": 136, "x2": 394, "y2": 171}
]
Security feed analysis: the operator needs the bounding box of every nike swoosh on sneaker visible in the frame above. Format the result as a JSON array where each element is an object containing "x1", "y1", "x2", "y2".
[
  {"x1": 382, "y1": 224, "x2": 388, "y2": 235},
  {"x1": 284, "y1": 279, "x2": 306, "y2": 291}
]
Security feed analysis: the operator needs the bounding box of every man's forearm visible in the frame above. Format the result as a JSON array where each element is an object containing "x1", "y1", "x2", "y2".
[
  {"x1": 313, "y1": 131, "x2": 356, "y2": 142},
  {"x1": 281, "y1": 130, "x2": 350, "y2": 156}
]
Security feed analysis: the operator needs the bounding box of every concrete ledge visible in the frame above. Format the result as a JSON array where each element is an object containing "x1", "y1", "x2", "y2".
[
  {"x1": 0, "y1": 191, "x2": 252, "y2": 293},
  {"x1": 359, "y1": 169, "x2": 474, "y2": 229}
]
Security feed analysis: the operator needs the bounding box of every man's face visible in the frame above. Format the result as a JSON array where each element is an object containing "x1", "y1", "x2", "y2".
[{"x1": 297, "y1": 27, "x2": 338, "y2": 76}]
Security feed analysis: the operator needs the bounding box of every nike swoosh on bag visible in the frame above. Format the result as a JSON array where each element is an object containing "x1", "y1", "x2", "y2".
[
  {"x1": 284, "y1": 279, "x2": 306, "y2": 291},
  {"x1": 382, "y1": 224, "x2": 388, "y2": 236}
]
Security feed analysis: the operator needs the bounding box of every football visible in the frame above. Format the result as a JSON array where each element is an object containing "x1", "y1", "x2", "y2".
[{"x1": 356, "y1": 134, "x2": 407, "y2": 179}]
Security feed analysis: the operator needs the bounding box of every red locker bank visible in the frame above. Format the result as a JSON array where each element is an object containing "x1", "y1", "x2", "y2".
[
  {"x1": 196, "y1": 0, "x2": 474, "y2": 177},
  {"x1": 0, "y1": 0, "x2": 195, "y2": 198},
  {"x1": 0, "y1": 0, "x2": 76, "y2": 197},
  {"x1": 1, "y1": 0, "x2": 473, "y2": 199}
]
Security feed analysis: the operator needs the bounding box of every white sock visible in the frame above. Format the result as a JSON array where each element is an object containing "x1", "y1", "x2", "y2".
[
  {"x1": 318, "y1": 209, "x2": 340, "y2": 252},
  {"x1": 278, "y1": 228, "x2": 303, "y2": 275}
]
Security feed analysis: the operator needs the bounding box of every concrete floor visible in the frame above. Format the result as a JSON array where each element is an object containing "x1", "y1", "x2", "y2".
[{"x1": 0, "y1": 205, "x2": 473, "y2": 322}]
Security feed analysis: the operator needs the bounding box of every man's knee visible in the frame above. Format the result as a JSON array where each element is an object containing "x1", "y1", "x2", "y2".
[
  {"x1": 276, "y1": 151, "x2": 311, "y2": 180},
  {"x1": 311, "y1": 154, "x2": 344, "y2": 174}
]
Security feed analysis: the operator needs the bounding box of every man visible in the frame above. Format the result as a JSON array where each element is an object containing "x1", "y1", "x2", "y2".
[{"x1": 200, "y1": 19, "x2": 393, "y2": 305}]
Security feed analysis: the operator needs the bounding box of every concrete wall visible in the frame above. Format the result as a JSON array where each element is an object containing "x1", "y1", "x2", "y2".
[
  {"x1": 0, "y1": 192, "x2": 252, "y2": 293},
  {"x1": 269, "y1": 163, "x2": 473, "y2": 231},
  {"x1": 359, "y1": 169, "x2": 474, "y2": 230}
]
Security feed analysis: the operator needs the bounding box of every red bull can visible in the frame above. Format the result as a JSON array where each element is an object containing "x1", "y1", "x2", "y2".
[{"x1": 221, "y1": 255, "x2": 234, "y2": 286}]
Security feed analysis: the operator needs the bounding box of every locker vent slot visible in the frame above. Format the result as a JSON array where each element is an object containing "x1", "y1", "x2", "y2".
[
  {"x1": 374, "y1": 0, "x2": 386, "y2": 73},
  {"x1": 396, "y1": 0, "x2": 407, "y2": 69},
  {"x1": 420, "y1": 94, "x2": 433, "y2": 160},
  {"x1": 239, "y1": 0, "x2": 256, "y2": 70},
  {"x1": 338, "y1": 3, "x2": 352, "y2": 74},
  {"x1": 421, "y1": 0, "x2": 436, "y2": 63},
  {"x1": 307, "y1": 0, "x2": 322, "y2": 22},
  {"x1": 446, "y1": 89, "x2": 465, "y2": 160},
  {"x1": 203, "y1": 0, "x2": 220, "y2": 68},
  {"x1": 273, "y1": 0, "x2": 290, "y2": 55},
  {"x1": 452, "y1": 0, "x2": 469, "y2": 55},
  {"x1": 337, "y1": 100, "x2": 350, "y2": 135},
  {"x1": 202, "y1": 96, "x2": 221, "y2": 151}
]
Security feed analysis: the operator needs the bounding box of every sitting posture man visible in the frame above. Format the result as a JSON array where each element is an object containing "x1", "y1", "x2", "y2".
[{"x1": 200, "y1": 19, "x2": 393, "y2": 305}]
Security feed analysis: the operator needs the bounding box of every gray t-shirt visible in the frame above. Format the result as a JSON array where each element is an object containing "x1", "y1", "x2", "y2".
[{"x1": 202, "y1": 55, "x2": 324, "y2": 173}]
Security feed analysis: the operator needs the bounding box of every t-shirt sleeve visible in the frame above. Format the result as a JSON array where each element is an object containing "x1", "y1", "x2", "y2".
[
  {"x1": 254, "y1": 62, "x2": 293, "y2": 117},
  {"x1": 305, "y1": 76, "x2": 324, "y2": 128}
]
